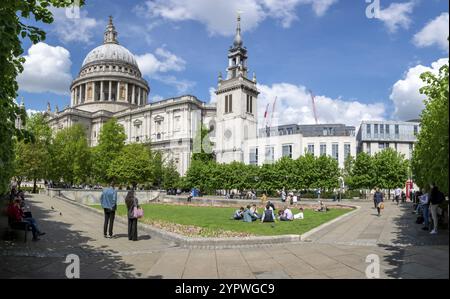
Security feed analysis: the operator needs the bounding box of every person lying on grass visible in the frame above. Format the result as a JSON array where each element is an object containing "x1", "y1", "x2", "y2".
[{"x1": 294, "y1": 207, "x2": 304, "y2": 220}]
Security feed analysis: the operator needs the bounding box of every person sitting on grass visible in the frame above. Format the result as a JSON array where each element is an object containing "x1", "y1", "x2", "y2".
[
  {"x1": 315, "y1": 201, "x2": 328, "y2": 212},
  {"x1": 243, "y1": 205, "x2": 258, "y2": 223},
  {"x1": 294, "y1": 207, "x2": 305, "y2": 220},
  {"x1": 279, "y1": 206, "x2": 294, "y2": 221},
  {"x1": 261, "y1": 204, "x2": 277, "y2": 223},
  {"x1": 7, "y1": 199, "x2": 46, "y2": 241},
  {"x1": 250, "y1": 204, "x2": 261, "y2": 219},
  {"x1": 233, "y1": 207, "x2": 245, "y2": 220}
]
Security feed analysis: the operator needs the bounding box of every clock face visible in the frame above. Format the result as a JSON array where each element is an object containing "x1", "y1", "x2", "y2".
[{"x1": 224, "y1": 129, "x2": 232, "y2": 140}]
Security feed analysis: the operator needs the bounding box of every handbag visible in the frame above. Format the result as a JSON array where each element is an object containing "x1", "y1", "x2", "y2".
[
  {"x1": 132, "y1": 198, "x2": 144, "y2": 219},
  {"x1": 378, "y1": 202, "x2": 385, "y2": 210},
  {"x1": 133, "y1": 206, "x2": 144, "y2": 219}
]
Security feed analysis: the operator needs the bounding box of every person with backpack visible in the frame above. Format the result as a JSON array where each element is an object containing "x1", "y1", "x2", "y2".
[
  {"x1": 429, "y1": 184, "x2": 445, "y2": 235},
  {"x1": 261, "y1": 204, "x2": 277, "y2": 223},
  {"x1": 374, "y1": 188, "x2": 384, "y2": 217}
]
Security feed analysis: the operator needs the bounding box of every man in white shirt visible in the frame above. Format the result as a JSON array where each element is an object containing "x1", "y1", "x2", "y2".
[{"x1": 394, "y1": 188, "x2": 402, "y2": 205}]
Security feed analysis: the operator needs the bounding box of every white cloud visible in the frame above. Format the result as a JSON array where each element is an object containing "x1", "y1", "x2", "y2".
[
  {"x1": 136, "y1": 0, "x2": 338, "y2": 36},
  {"x1": 390, "y1": 58, "x2": 449, "y2": 120},
  {"x1": 378, "y1": 2, "x2": 415, "y2": 33},
  {"x1": 153, "y1": 75, "x2": 196, "y2": 94},
  {"x1": 136, "y1": 48, "x2": 186, "y2": 76},
  {"x1": 256, "y1": 83, "x2": 385, "y2": 127},
  {"x1": 18, "y1": 42, "x2": 72, "y2": 95},
  {"x1": 136, "y1": 48, "x2": 192, "y2": 93},
  {"x1": 50, "y1": 8, "x2": 100, "y2": 44},
  {"x1": 413, "y1": 12, "x2": 449, "y2": 52}
]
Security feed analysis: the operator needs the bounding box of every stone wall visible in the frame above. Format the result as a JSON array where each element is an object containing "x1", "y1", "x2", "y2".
[{"x1": 46, "y1": 189, "x2": 160, "y2": 205}]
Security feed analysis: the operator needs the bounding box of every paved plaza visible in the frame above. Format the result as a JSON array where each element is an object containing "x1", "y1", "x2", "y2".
[{"x1": 1, "y1": 194, "x2": 448, "y2": 279}]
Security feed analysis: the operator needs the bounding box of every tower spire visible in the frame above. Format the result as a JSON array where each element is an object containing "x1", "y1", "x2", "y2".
[
  {"x1": 104, "y1": 16, "x2": 118, "y2": 44},
  {"x1": 233, "y1": 12, "x2": 243, "y2": 48}
]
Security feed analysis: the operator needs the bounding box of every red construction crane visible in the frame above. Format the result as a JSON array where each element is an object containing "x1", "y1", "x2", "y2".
[{"x1": 308, "y1": 90, "x2": 319, "y2": 124}]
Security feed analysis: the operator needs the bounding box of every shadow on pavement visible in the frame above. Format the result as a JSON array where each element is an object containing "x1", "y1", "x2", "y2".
[
  {"x1": 378, "y1": 202, "x2": 449, "y2": 279},
  {"x1": 0, "y1": 197, "x2": 145, "y2": 279}
]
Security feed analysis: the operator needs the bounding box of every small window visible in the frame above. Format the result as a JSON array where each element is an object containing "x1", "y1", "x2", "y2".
[
  {"x1": 307, "y1": 144, "x2": 315, "y2": 155},
  {"x1": 282, "y1": 145, "x2": 293, "y2": 159},
  {"x1": 246, "y1": 94, "x2": 253, "y2": 114},
  {"x1": 225, "y1": 94, "x2": 233, "y2": 114}
]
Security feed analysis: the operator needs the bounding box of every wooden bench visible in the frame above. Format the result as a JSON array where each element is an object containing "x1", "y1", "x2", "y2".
[{"x1": 7, "y1": 216, "x2": 29, "y2": 243}]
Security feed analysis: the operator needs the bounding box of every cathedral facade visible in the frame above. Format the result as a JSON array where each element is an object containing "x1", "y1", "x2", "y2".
[{"x1": 46, "y1": 15, "x2": 364, "y2": 176}]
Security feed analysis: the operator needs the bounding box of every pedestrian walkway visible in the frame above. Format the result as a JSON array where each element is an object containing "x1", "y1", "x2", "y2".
[{"x1": 0, "y1": 194, "x2": 448, "y2": 279}]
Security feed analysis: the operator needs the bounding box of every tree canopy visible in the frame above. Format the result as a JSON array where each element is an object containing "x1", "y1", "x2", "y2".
[
  {"x1": 0, "y1": 0, "x2": 84, "y2": 194},
  {"x1": 412, "y1": 60, "x2": 449, "y2": 194}
]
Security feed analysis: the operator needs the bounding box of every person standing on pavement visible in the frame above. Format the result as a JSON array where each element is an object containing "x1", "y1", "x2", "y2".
[
  {"x1": 125, "y1": 190, "x2": 139, "y2": 241},
  {"x1": 374, "y1": 188, "x2": 384, "y2": 217},
  {"x1": 429, "y1": 183, "x2": 445, "y2": 235},
  {"x1": 100, "y1": 181, "x2": 118, "y2": 238},
  {"x1": 394, "y1": 187, "x2": 401, "y2": 205}
]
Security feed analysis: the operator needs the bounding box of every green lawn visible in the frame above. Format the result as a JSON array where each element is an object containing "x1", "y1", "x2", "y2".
[{"x1": 93, "y1": 204, "x2": 351, "y2": 237}]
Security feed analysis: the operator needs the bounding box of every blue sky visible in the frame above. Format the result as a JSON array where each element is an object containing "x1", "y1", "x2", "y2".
[{"x1": 18, "y1": 0, "x2": 449, "y2": 126}]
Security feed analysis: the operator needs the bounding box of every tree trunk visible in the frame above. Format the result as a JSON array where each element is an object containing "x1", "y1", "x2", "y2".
[
  {"x1": 388, "y1": 189, "x2": 391, "y2": 201},
  {"x1": 33, "y1": 178, "x2": 37, "y2": 194}
]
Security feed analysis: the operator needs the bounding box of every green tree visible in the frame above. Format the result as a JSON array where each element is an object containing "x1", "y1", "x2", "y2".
[
  {"x1": 0, "y1": 1, "x2": 84, "y2": 195},
  {"x1": 296, "y1": 153, "x2": 316, "y2": 190},
  {"x1": 107, "y1": 144, "x2": 154, "y2": 188},
  {"x1": 315, "y1": 155, "x2": 340, "y2": 190},
  {"x1": 162, "y1": 159, "x2": 180, "y2": 190},
  {"x1": 373, "y1": 148, "x2": 409, "y2": 199},
  {"x1": 349, "y1": 152, "x2": 375, "y2": 192},
  {"x1": 342, "y1": 155, "x2": 355, "y2": 186},
  {"x1": 413, "y1": 61, "x2": 449, "y2": 194},
  {"x1": 50, "y1": 124, "x2": 91, "y2": 185},
  {"x1": 13, "y1": 113, "x2": 52, "y2": 192},
  {"x1": 92, "y1": 118, "x2": 126, "y2": 183},
  {"x1": 191, "y1": 125, "x2": 214, "y2": 163}
]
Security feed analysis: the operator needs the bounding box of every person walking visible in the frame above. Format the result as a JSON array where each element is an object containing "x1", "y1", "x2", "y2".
[
  {"x1": 374, "y1": 188, "x2": 384, "y2": 217},
  {"x1": 125, "y1": 190, "x2": 139, "y2": 241},
  {"x1": 394, "y1": 187, "x2": 401, "y2": 205},
  {"x1": 429, "y1": 184, "x2": 445, "y2": 235},
  {"x1": 100, "y1": 182, "x2": 118, "y2": 238}
]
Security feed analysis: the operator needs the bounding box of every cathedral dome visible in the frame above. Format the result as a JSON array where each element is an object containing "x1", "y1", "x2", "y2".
[{"x1": 82, "y1": 43, "x2": 138, "y2": 68}]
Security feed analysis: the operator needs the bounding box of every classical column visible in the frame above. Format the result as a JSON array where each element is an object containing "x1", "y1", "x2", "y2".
[
  {"x1": 117, "y1": 81, "x2": 120, "y2": 102},
  {"x1": 125, "y1": 83, "x2": 129, "y2": 103},
  {"x1": 100, "y1": 81, "x2": 104, "y2": 101},
  {"x1": 76, "y1": 86, "x2": 79, "y2": 105},
  {"x1": 132, "y1": 84, "x2": 136, "y2": 105},
  {"x1": 108, "y1": 81, "x2": 112, "y2": 101},
  {"x1": 138, "y1": 87, "x2": 141, "y2": 106},
  {"x1": 70, "y1": 89, "x2": 74, "y2": 106},
  {"x1": 92, "y1": 81, "x2": 96, "y2": 102},
  {"x1": 84, "y1": 83, "x2": 88, "y2": 103}
]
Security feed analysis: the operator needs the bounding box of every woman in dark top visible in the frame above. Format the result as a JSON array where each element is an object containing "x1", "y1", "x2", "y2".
[{"x1": 125, "y1": 190, "x2": 139, "y2": 241}]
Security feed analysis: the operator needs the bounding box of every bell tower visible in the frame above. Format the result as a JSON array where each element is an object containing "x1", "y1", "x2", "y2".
[{"x1": 215, "y1": 13, "x2": 259, "y2": 164}]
